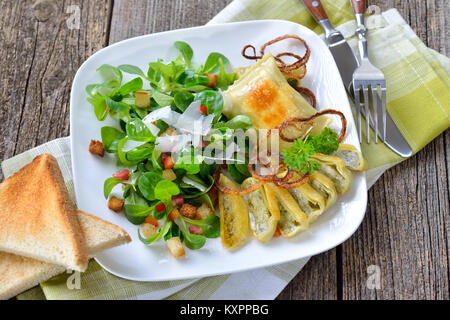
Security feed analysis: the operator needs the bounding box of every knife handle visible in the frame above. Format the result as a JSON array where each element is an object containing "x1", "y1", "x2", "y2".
[
  {"x1": 303, "y1": 0, "x2": 329, "y2": 21},
  {"x1": 350, "y1": 0, "x2": 365, "y2": 14}
]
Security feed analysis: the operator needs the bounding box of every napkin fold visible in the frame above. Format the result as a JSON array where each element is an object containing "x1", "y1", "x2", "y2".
[{"x1": 5, "y1": 0, "x2": 448, "y2": 300}]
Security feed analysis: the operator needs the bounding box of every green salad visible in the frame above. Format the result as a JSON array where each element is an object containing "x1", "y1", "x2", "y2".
[{"x1": 86, "y1": 41, "x2": 253, "y2": 254}]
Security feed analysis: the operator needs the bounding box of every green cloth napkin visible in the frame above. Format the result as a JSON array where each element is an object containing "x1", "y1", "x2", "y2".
[{"x1": 5, "y1": 0, "x2": 449, "y2": 300}]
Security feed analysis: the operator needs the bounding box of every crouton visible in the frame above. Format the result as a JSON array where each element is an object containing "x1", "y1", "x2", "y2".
[
  {"x1": 166, "y1": 237, "x2": 185, "y2": 258},
  {"x1": 108, "y1": 196, "x2": 124, "y2": 213},
  {"x1": 162, "y1": 169, "x2": 176, "y2": 181},
  {"x1": 180, "y1": 204, "x2": 197, "y2": 219},
  {"x1": 168, "y1": 208, "x2": 180, "y2": 221},
  {"x1": 196, "y1": 202, "x2": 214, "y2": 220},
  {"x1": 161, "y1": 127, "x2": 177, "y2": 137},
  {"x1": 142, "y1": 223, "x2": 158, "y2": 238},
  {"x1": 89, "y1": 140, "x2": 104, "y2": 157},
  {"x1": 134, "y1": 91, "x2": 151, "y2": 108},
  {"x1": 204, "y1": 73, "x2": 217, "y2": 88},
  {"x1": 144, "y1": 215, "x2": 159, "y2": 227}
]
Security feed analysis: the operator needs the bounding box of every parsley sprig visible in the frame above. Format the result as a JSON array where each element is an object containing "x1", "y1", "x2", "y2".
[{"x1": 282, "y1": 128, "x2": 339, "y2": 173}]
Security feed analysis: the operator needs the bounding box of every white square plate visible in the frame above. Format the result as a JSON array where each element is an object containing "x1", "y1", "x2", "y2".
[{"x1": 70, "y1": 20, "x2": 367, "y2": 281}]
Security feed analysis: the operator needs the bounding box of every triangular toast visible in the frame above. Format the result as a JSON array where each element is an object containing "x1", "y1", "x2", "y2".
[
  {"x1": 0, "y1": 210, "x2": 131, "y2": 300},
  {"x1": 0, "y1": 154, "x2": 88, "y2": 271}
]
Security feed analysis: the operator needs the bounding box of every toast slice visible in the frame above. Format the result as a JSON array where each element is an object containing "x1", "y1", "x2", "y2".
[
  {"x1": 0, "y1": 210, "x2": 131, "y2": 300},
  {"x1": 0, "y1": 154, "x2": 88, "y2": 271}
]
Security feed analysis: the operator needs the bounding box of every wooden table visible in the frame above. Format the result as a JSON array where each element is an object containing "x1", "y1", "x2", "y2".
[{"x1": 0, "y1": 0, "x2": 448, "y2": 300}]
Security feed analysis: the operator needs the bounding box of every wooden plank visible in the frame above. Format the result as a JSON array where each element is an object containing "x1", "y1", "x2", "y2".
[
  {"x1": 0, "y1": 0, "x2": 113, "y2": 180},
  {"x1": 110, "y1": 0, "x2": 233, "y2": 44},
  {"x1": 276, "y1": 249, "x2": 338, "y2": 300},
  {"x1": 342, "y1": 133, "x2": 449, "y2": 299},
  {"x1": 445, "y1": 130, "x2": 450, "y2": 293},
  {"x1": 341, "y1": 0, "x2": 449, "y2": 299}
]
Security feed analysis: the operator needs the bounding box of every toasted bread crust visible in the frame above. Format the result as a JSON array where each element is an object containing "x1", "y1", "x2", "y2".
[
  {"x1": 0, "y1": 209, "x2": 131, "y2": 300},
  {"x1": 0, "y1": 252, "x2": 64, "y2": 300},
  {"x1": 0, "y1": 154, "x2": 88, "y2": 271},
  {"x1": 76, "y1": 210, "x2": 131, "y2": 246}
]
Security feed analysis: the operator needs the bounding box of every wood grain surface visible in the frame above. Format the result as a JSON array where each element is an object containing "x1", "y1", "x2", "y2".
[{"x1": 0, "y1": 0, "x2": 448, "y2": 300}]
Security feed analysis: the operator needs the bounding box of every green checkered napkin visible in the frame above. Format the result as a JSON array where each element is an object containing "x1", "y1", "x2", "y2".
[{"x1": 5, "y1": 0, "x2": 449, "y2": 300}]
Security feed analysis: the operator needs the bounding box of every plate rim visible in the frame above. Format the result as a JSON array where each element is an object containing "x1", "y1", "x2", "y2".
[{"x1": 70, "y1": 19, "x2": 367, "y2": 282}]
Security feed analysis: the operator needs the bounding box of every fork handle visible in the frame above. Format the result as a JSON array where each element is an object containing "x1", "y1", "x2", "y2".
[{"x1": 350, "y1": 0, "x2": 369, "y2": 60}]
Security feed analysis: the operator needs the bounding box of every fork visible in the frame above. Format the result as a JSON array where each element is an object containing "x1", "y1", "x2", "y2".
[{"x1": 350, "y1": 0, "x2": 387, "y2": 143}]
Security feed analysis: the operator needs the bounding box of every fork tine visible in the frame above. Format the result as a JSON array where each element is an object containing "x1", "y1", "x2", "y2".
[
  {"x1": 381, "y1": 86, "x2": 387, "y2": 141},
  {"x1": 354, "y1": 84, "x2": 362, "y2": 142},
  {"x1": 371, "y1": 85, "x2": 378, "y2": 143},
  {"x1": 362, "y1": 86, "x2": 370, "y2": 143}
]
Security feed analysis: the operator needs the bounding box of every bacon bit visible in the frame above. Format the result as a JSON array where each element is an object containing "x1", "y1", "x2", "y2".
[
  {"x1": 199, "y1": 105, "x2": 207, "y2": 115},
  {"x1": 172, "y1": 195, "x2": 184, "y2": 207},
  {"x1": 113, "y1": 169, "x2": 129, "y2": 180},
  {"x1": 155, "y1": 203, "x2": 166, "y2": 213},
  {"x1": 162, "y1": 153, "x2": 175, "y2": 169},
  {"x1": 168, "y1": 208, "x2": 180, "y2": 221},
  {"x1": 144, "y1": 215, "x2": 159, "y2": 227},
  {"x1": 195, "y1": 138, "x2": 208, "y2": 149},
  {"x1": 208, "y1": 187, "x2": 219, "y2": 208},
  {"x1": 273, "y1": 227, "x2": 282, "y2": 238},
  {"x1": 189, "y1": 225, "x2": 203, "y2": 235},
  {"x1": 89, "y1": 140, "x2": 104, "y2": 157},
  {"x1": 204, "y1": 74, "x2": 217, "y2": 88}
]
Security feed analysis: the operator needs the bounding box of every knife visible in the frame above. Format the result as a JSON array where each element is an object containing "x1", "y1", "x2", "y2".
[{"x1": 303, "y1": 0, "x2": 412, "y2": 157}]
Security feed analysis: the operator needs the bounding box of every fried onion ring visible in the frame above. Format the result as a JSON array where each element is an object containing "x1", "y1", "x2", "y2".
[
  {"x1": 282, "y1": 65, "x2": 307, "y2": 80},
  {"x1": 279, "y1": 109, "x2": 347, "y2": 143},
  {"x1": 241, "y1": 44, "x2": 261, "y2": 60},
  {"x1": 273, "y1": 172, "x2": 310, "y2": 189},
  {"x1": 213, "y1": 165, "x2": 263, "y2": 196},
  {"x1": 279, "y1": 120, "x2": 314, "y2": 142},
  {"x1": 274, "y1": 52, "x2": 303, "y2": 70},
  {"x1": 260, "y1": 35, "x2": 310, "y2": 69},
  {"x1": 294, "y1": 86, "x2": 316, "y2": 108},
  {"x1": 241, "y1": 34, "x2": 311, "y2": 78}
]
